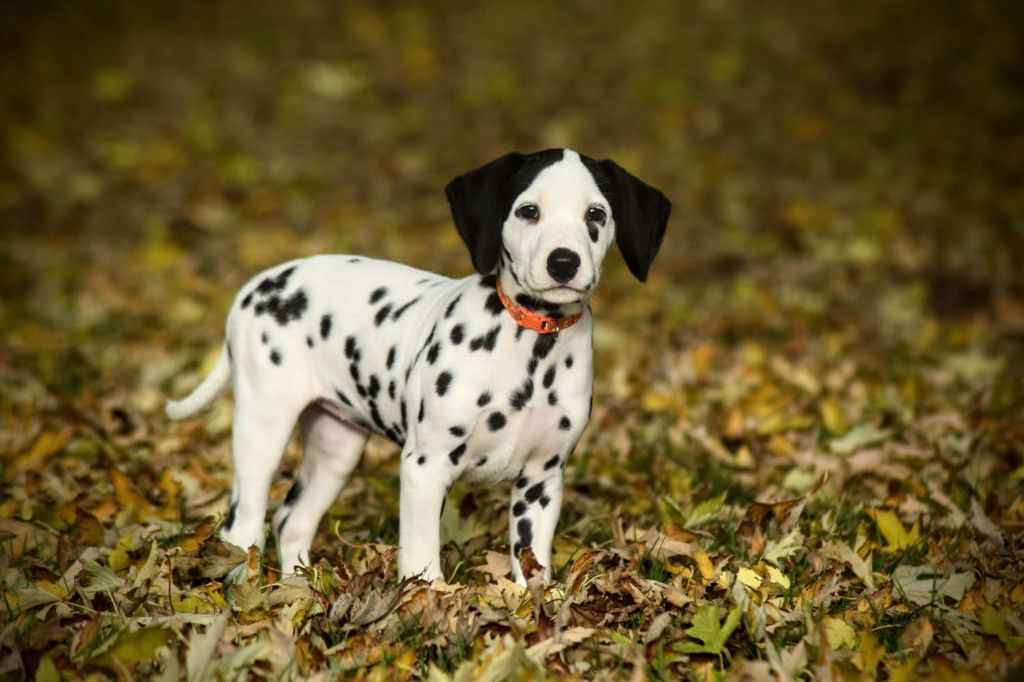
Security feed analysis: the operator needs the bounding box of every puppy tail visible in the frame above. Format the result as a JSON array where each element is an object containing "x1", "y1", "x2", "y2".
[{"x1": 165, "y1": 346, "x2": 231, "y2": 420}]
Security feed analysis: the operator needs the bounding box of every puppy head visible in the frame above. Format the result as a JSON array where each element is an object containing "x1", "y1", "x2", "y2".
[{"x1": 446, "y1": 149, "x2": 671, "y2": 305}]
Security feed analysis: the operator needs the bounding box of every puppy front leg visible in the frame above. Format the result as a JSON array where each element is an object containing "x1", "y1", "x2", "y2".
[
  {"x1": 397, "y1": 451, "x2": 452, "y2": 582},
  {"x1": 509, "y1": 469, "x2": 564, "y2": 585}
]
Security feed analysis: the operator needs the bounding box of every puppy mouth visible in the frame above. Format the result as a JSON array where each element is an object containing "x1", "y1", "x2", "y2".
[{"x1": 534, "y1": 282, "x2": 594, "y2": 304}]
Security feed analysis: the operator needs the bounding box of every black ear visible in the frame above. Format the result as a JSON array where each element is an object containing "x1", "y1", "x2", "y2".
[
  {"x1": 445, "y1": 153, "x2": 526, "y2": 274},
  {"x1": 594, "y1": 159, "x2": 671, "y2": 282}
]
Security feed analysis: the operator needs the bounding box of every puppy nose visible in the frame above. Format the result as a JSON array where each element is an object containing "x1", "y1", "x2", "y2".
[{"x1": 547, "y1": 248, "x2": 581, "y2": 283}]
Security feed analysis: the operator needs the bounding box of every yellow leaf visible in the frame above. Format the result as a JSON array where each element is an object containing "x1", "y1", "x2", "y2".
[
  {"x1": 642, "y1": 389, "x2": 675, "y2": 412},
  {"x1": 693, "y1": 548, "x2": 715, "y2": 581},
  {"x1": 94, "y1": 626, "x2": 174, "y2": 666},
  {"x1": 886, "y1": 655, "x2": 921, "y2": 682},
  {"x1": 737, "y1": 566, "x2": 761, "y2": 590},
  {"x1": 156, "y1": 469, "x2": 180, "y2": 521},
  {"x1": 866, "y1": 509, "x2": 920, "y2": 553},
  {"x1": 34, "y1": 656, "x2": 60, "y2": 682},
  {"x1": 852, "y1": 629, "x2": 883, "y2": 676},
  {"x1": 1011, "y1": 582, "x2": 1024, "y2": 603},
  {"x1": 823, "y1": 617, "x2": 857, "y2": 650},
  {"x1": 819, "y1": 397, "x2": 847, "y2": 435},
  {"x1": 764, "y1": 565, "x2": 791, "y2": 594},
  {"x1": 8, "y1": 429, "x2": 71, "y2": 481},
  {"x1": 111, "y1": 468, "x2": 153, "y2": 523},
  {"x1": 109, "y1": 532, "x2": 134, "y2": 573}
]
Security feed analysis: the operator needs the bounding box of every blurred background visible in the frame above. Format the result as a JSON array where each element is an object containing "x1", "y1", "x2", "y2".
[{"x1": 1, "y1": 0, "x2": 1023, "y2": 481}]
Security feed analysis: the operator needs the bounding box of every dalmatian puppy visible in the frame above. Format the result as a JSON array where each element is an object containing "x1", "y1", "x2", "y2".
[{"x1": 167, "y1": 149, "x2": 670, "y2": 585}]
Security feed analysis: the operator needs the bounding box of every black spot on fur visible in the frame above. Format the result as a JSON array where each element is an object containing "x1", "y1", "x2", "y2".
[
  {"x1": 548, "y1": 391, "x2": 558, "y2": 405},
  {"x1": 271, "y1": 289, "x2": 308, "y2": 325},
  {"x1": 448, "y1": 443, "x2": 467, "y2": 465},
  {"x1": 375, "y1": 304, "x2": 393, "y2": 326},
  {"x1": 515, "y1": 293, "x2": 562, "y2": 314},
  {"x1": 514, "y1": 519, "x2": 534, "y2": 554},
  {"x1": 285, "y1": 480, "x2": 304, "y2": 505},
  {"x1": 588, "y1": 224, "x2": 599, "y2": 243},
  {"x1": 320, "y1": 314, "x2": 332, "y2": 339},
  {"x1": 306, "y1": 336, "x2": 314, "y2": 348},
  {"x1": 356, "y1": 384, "x2": 367, "y2": 398},
  {"x1": 513, "y1": 501, "x2": 527, "y2": 517},
  {"x1": 488, "y1": 411, "x2": 506, "y2": 431},
  {"x1": 388, "y1": 380, "x2": 396, "y2": 401},
  {"x1": 476, "y1": 457, "x2": 488, "y2": 466},
  {"x1": 385, "y1": 427, "x2": 400, "y2": 443},
  {"x1": 559, "y1": 416, "x2": 572, "y2": 430},
  {"x1": 426, "y1": 342, "x2": 441, "y2": 365},
  {"x1": 369, "y1": 287, "x2": 387, "y2": 304},
  {"x1": 256, "y1": 266, "x2": 295, "y2": 295},
  {"x1": 470, "y1": 325, "x2": 501, "y2": 352},
  {"x1": 224, "y1": 502, "x2": 237, "y2": 531},
  {"x1": 525, "y1": 482, "x2": 545, "y2": 503},
  {"x1": 527, "y1": 357, "x2": 538, "y2": 375},
  {"x1": 417, "y1": 455, "x2": 426, "y2": 465},
  {"x1": 345, "y1": 336, "x2": 357, "y2": 359},
  {"x1": 391, "y1": 297, "x2": 420, "y2": 321},
  {"x1": 479, "y1": 274, "x2": 497, "y2": 289},
  {"x1": 386, "y1": 346, "x2": 396, "y2": 369},
  {"x1": 515, "y1": 293, "x2": 542, "y2": 310},
  {"x1": 516, "y1": 474, "x2": 528, "y2": 489},
  {"x1": 484, "y1": 292, "x2": 503, "y2": 316},
  {"x1": 515, "y1": 326, "x2": 526, "y2": 341},
  {"x1": 369, "y1": 401, "x2": 386, "y2": 430},
  {"x1": 449, "y1": 425, "x2": 466, "y2": 437},
  {"x1": 450, "y1": 324, "x2": 464, "y2": 345},
  {"x1": 544, "y1": 455, "x2": 560, "y2": 470},
  {"x1": 242, "y1": 292, "x2": 253, "y2": 309},
  {"x1": 367, "y1": 375, "x2": 380, "y2": 398},
  {"x1": 539, "y1": 495, "x2": 551, "y2": 508},
  {"x1": 418, "y1": 400, "x2": 425, "y2": 423},
  {"x1": 261, "y1": 332, "x2": 269, "y2": 345},
  {"x1": 436, "y1": 371, "x2": 452, "y2": 396},
  {"x1": 533, "y1": 334, "x2": 556, "y2": 359},
  {"x1": 270, "y1": 349, "x2": 282, "y2": 365},
  {"x1": 510, "y1": 378, "x2": 534, "y2": 411},
  {"x1": 565, "y1": 355, "x2": 574, "y2": 368},
  {"x1": 542, "y1": 366, "x2": 557, "y2": 389},
  {"x1": 477, "y1": 391, "x2": 492, "y2": 407},
  {"x1": 277, "y1": 511, "x2": 292, "y2": 535},
  {"x1": 444, "y1": 294, "x2": 462, "y2": 319},
  {"x1": 400, "y1": 401, "x2": 408, "y2": 429},
  {"x1": 349, "y1": 363, "x2": 360, "y2": 383},
  {"x1": 335, "y1": 389, "x2": 353, "y2": 406}
]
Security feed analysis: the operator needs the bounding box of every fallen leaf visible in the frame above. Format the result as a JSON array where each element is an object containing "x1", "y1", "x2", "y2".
[
  {"x1": 892, "y1": 566, "x2": 975, "y2": 606},
  {"x1": 867, "y1": 509, "x2": 921, "y2": 553},
  {"x1": 672, "y1": 602, "x2": 742, "y2": 658}
]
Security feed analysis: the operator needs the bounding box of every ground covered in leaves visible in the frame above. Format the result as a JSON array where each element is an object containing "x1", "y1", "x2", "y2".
[{"x1": 2, "y1": 1, "x2": 1023, "y2": 680}]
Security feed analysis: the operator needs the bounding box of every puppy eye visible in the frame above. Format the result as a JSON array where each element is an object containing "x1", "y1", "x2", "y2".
[
  {"x1": 515, "y1": 203, "x2": 540, "y2": 222},
  {"x1": 586, "y1": 206, "x2": 607, "y2": 224}
]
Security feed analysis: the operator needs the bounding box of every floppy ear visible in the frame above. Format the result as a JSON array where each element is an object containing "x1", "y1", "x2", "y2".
[
  {"x1": 595, "y1": 159, "x2": 671, "y2": 282},
  {"x1": 445, "y1": 153, "x2": 526, "y2": 274}
]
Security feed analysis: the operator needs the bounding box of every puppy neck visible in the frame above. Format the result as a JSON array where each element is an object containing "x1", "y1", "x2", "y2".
[{"x1": 494, "y1": 267, "x2": 587, "y2": 321}]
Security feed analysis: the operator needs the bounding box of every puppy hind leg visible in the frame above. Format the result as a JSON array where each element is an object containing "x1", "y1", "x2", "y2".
[
  {"x1": 221, "y1": 396, "x2": 301, "y2": 578},
  {"x1": 274, "y1": 404, "x2": 367, "y2": 575}
]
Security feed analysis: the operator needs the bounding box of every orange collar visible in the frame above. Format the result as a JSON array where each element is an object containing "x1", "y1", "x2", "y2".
[{"x1": 495, "y1": 280, "x2": 583, "y2": 335}]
